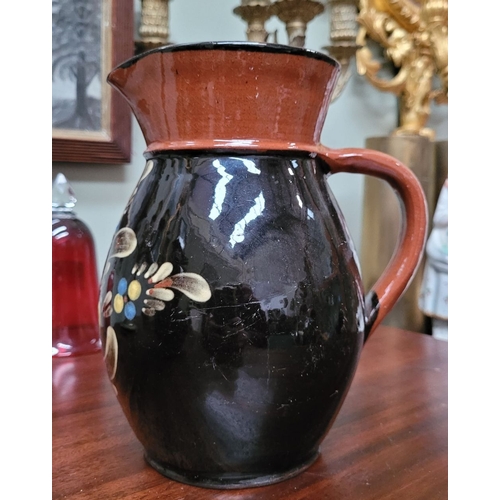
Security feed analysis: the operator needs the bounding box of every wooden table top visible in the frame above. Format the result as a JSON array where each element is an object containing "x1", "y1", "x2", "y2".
[{"x1": 53, "y1": 326, "x2": 448, "y2": 499}]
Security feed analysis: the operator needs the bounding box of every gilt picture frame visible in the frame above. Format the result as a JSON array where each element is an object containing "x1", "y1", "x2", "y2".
[{"x1": 52, "y1": 0, "x2": 133, "y2": 164}]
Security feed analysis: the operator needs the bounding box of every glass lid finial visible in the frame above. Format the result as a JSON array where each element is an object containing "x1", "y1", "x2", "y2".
[{"x1": 52, "y1": 173, "x2": 77, "y2": 211}]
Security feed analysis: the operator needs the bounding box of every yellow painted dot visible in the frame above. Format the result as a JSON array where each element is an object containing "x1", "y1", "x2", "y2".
[
  {"x1": 114, "y1": 294, "x2": 124, "y2": 313},
  {"x1": 128, "y1": 280, "x2": 142, "y2": 301}
]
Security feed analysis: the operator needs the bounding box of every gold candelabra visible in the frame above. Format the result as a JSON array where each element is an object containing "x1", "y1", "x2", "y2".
[{"x1": 356, "y1": 0, "x2": 448, "y2": 138}]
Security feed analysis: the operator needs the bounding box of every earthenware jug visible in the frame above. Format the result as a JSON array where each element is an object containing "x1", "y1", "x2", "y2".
[{"x1": 99, "y1": 42, "x2": 428, "y2": 489}]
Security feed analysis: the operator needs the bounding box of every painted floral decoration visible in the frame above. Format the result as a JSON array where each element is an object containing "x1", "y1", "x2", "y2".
[{"x1": 103, "y1": 261, "x2": 211, "y2": 320}]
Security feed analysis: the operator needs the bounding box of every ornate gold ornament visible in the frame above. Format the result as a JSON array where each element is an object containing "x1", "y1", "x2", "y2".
[
  {"x1": 356, "y1": 0, "x2": 448, "y2": 138},
  {"x1": 233, "y1": 1, "x2": 275, "y2": 43}
]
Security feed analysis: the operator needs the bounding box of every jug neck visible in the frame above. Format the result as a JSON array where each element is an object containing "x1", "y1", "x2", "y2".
[{"x1": 107, "y1": 42, "x2": 340, "y2": 153}]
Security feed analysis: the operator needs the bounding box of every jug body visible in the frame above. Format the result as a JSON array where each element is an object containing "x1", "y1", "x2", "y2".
[{"x1": 99, "y1": 152, "x2": 365, "y2": 487}]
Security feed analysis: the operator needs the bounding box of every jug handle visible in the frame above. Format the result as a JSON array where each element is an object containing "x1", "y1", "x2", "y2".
[{"x1": 314, "y1": 146, "x2": 428, "y2": 340}]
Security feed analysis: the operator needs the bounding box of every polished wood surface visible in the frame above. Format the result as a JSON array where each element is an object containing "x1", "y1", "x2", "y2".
[{"x1": 53, "y1": 326, "x2": 447, "y2": 499}]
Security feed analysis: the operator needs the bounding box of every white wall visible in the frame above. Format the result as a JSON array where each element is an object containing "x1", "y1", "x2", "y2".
[{"x1": 52, "y1": 0, "x2": 448, "y2": 274}]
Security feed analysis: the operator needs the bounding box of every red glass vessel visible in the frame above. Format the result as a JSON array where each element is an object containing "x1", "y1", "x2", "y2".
[{"x1": 52, "y1": 173, "x2": 101, "y2": 357}]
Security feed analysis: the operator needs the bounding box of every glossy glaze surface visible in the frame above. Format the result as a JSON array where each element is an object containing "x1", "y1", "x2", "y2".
[{"x1": 99, "y1": 153, "x2": 365, "y2": 486}]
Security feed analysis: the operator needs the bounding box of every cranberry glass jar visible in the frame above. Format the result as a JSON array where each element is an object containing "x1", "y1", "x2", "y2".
[{"x1": 52, "y1": 173, "x2": 101, "y2": 357}]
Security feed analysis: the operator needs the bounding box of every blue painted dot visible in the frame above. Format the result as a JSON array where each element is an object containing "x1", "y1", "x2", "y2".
[
  {"x1": 124, "y1": 301, "x2": 136, "y2": 320},
  {"x1": 118, "y1": 278, "x2": 128, "y2": 296}
]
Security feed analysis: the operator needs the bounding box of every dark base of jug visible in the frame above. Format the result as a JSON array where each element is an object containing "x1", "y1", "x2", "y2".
[{"x1": 144, "y1": 449, "x2": 320, "y2": 489}]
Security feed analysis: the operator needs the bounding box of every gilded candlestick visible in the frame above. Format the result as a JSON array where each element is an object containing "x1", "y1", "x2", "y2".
[
  {"x1": 136, "y1": 0, "x2": 172, "y2": 54},
  {"x1": 233, "y1": 0, "x2": 275, "y2": 43},
  {"x1": 323, "y1": 0, "x2": 360, "y2": 101},
  {"x1": 272, "y1": 0, "x2": 325, "y2": 47}
]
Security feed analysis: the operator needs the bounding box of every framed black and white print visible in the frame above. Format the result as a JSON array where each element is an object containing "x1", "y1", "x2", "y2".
[{"x1": 52, "y1": 0, "x2": 133, "y2": 164}]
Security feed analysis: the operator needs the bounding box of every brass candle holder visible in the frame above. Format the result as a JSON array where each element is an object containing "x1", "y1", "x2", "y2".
[
  {"x1": 233, "y1": 0, "x2": 275, "y2": 43},
  {"x1": 136, "y1": 0, "x2": 172, "y2": 54},
  {"x1": 322, "y1": 0, "x2": 360, "y2": 101},
  {"x1": 271, "y1": 0, "x2": 325, "y2": 47},
  {"x1": 233, "y1": 0, "x2": 361, "y2": 85}
]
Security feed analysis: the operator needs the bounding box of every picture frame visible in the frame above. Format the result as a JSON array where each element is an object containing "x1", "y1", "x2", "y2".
[{"x1": 52, "y1": 0, "x2": 134, "y2": 164}]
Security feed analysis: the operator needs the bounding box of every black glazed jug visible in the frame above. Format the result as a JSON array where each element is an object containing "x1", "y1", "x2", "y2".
[{"x1": 99, "y1": 42, "x2": 428, "y2": 489}]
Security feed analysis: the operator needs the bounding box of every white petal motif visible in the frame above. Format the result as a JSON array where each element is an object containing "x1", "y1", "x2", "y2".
[
  {"x1": 170, "y1": 273, "x2": 212, "y2": 302},
  {"x1": 147, "y1": 288, "x2": 175, "y2": 301},
  {"x1": 103, "y1": 291, "x2": 113, "y2": 318},
  {"x1": 139, "y1": 160, "x2": 154, "y2": 183},
  {"x1": 144, "y1": 298, "x2": 166, "y2": 311},
  {"x1": 110, "y1": 228, "x2": 137, "y2": 258},
  {"x1": 103, "y1": 291, "x2": 112, "y2": 307},
  {"x1": 104, "y1": 326, "x2": 118, "y2": 380},
  {"x1": 150, "y1": 262, "x2": 173, "y2": 283},
  {"x1": 136, "y1": 262, "x2": 148, "y2": 276},
  {"x1": 144, "y1": 262, "x2": 159, "y2": 279},
  {"x1": 97, "y1": 301, "x2": 103, "y2": 328}
]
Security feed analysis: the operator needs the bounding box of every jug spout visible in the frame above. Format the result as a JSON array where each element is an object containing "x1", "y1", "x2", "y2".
[{"x1": 107, "y1": 42, "x2": 340, "y2": 153}]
